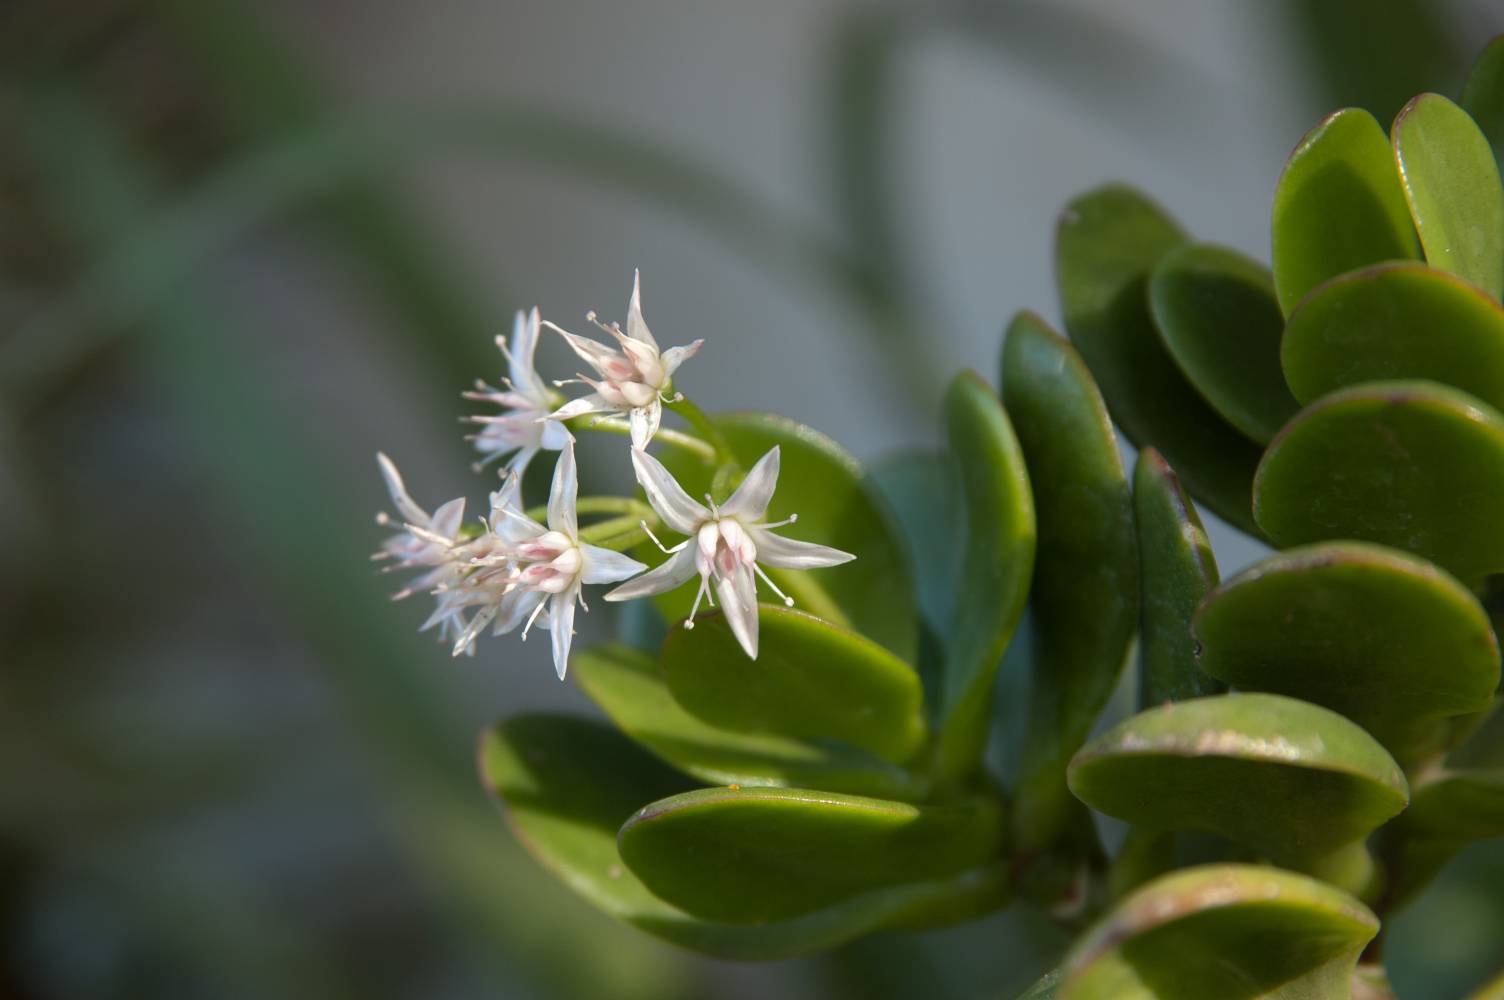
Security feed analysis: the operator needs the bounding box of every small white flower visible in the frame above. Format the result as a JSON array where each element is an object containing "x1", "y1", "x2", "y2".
[
  {"x1": 441, "y1": 441, "x2": 647, "y2": 678},
  {"x1": 543, "y1": 271, "x2": 703, "y2": 449},
  {"x1": 373, "y1": 452, "x2": 470, "y2": 647},
  {"x1": 464, "y1": 307, "x2": 572, "y2": 475},
  {"x1": 605, "y1": 446, "x2": 855, "y2": 659}
]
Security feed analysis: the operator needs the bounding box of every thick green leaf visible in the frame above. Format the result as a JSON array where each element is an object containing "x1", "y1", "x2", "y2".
[
  {"x1": 649, "y1": 412, "x2": 917, "y2": 662},
  {"x1": 1055, "y1": 185, "x2": 1263, "y2": 535},
  {"x1": 1134, "y1": 449, "x2": 1224, "y2": 706},
  {"x1": 574, "y1": 644, "x2": 927, "y2": 801},
  {"x1": 1253, "y1": 379, "x2": 1504, "y2": 586},
  {"x1": 1059, "y1": 865, "x2": 1378, "y2": 1000},
  {"x1": 1393, "y1": 93, "x2": 1504, "y2": 300},
  {"x1": 661, "y1": 606, "x2": 925, "y2": 764},
  {"x1": 1462, "y1": 35, "x2": 1504, "y2": 170},
  {"x1": 1450, "y1": 698, "x2": 1504, "y2": 771},
  {"x1": 1398, "y1": 768, "x2": 1504, "y2": 841},
  {"x1": 1194, "y1": 542, "x2": 1500, "y2": 759},
  {"x1": 1271, "y1": 107, "x2": 1421, "y2": 314},
  {"x1": 1282, "y1": 262, "x2": 1504, "y2": 411},
  {"x1": 1149, "y1": 243, "x2": 1299, "y2": 443},
  {"x1": 618, "y1": 785, "x2": 1006, "y2": 924},
  {"x1": 1068, "y1": 694, "x2": 1408, "y2": 861},
  {"x1": 1001, "y1": 312, "x2": 1138, "y2": 851},
  {"x1": 479, "y1": 715, "x2": 1008, "y2": 959},
  {"x1": 933, "y1": 372, "x2": 1035, "y2": 786},
  {"x1": 1466, "y1": 966, "x2": 1504, "y2": 1000}
]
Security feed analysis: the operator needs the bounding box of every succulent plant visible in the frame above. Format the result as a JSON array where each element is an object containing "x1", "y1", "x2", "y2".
[{"x1": 472, "y1": 36, "x2": 1504, "y2": 999}]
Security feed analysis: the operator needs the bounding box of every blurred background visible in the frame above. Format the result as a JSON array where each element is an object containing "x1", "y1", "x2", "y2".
[{"x1": 3, "y1": 1, "x2": 1504, "y2": 997}]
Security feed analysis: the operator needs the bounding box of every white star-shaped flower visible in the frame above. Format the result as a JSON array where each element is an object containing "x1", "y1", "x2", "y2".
[
  {"x1": 543, "y1": 272, "x2": 703, "y2": 449},
  {"x1": 464, "y1": 307, "x2": 572, "y2": 475},
  {"x1": 373, "y1": 452, "x2": 471, "y2": 646},
  {"x1": 605, "y1": 446, "x2": 856, "y2": 659}
]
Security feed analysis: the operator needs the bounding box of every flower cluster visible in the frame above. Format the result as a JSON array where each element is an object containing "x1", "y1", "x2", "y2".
[{"x1": 374, "y1": 273, "x2": 854, "y2": 679}]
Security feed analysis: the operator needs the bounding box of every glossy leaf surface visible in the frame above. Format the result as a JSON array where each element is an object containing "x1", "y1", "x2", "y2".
[
  {"x1": 1393, "y1": 93, "x2": 1504, "y2": 300},
  {"x1": 650, "y1": 412, "x2": 917, "y2": 662},
  {"x1": 1271, "y1": 107, "x2": 1420, "y2": 314},
  {"x1": 574, "y1": 644, "x2": 928, "y2": 801},
  {"x1": 1059, "y1": 865, "x2": 1378, "y2": 1000},
  {"x1": 1149, "y1": 243, "x2": 1299, "y2": 443},
  {"x1": 1001, "y1": 311, "x2": 1138, "y2": 850},
  {"x1": 933, "y1": 372, "x2": 1035, "y2": 785},
  {"x1": 1056, "y1": 185, "x2": 1262, "y2": 535},
  {"x1": 479, "y1": 715, "x2": 1005, "y2": 958},
  {"x1": 618, "y1": 785, "x2": 1005, "y2": 924},
  {"x1": 1282, "y1": 262, "x2": 1504, "y2": 411},
  {"x1": 1068, "y1": 694, "x2": 1408, "y2": 860},
  {"x1": 1253, "y1": 379, "x2": 1504, "y2": 585},
  {"x1": 1134, "y1": 449, "x2": 1224, "y2": 706},
  {"x1": 1195, "y1": 542, "x2": 1499, "y2": 756},
  {"x1": 661, "y1": 607, "x2": 925, "y2": 764}
]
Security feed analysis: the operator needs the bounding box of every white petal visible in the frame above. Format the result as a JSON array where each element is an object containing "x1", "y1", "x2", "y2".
[
  {"x1": 544, "y1": 320, "x2": 621, "y2": 376},
  {"x1": 603, "y1": 545, "x2": 698, "y2": 601},
  {"x1": 539, "y1": 418, "x2": 573, "y2": 450},
  {"x1": 376, "y1": 452, "x2": 428, "y2": 526},
  {"x1": 548, "y1": 441, "x2": 579, "y2": 537},
  {"x1": 715, "y1": 562, "x2": 760, "y2": 659},
  {"x1": 430, "y1": 497, "x2": 467, "y2": 541},
  {"x1": 494, "y1": 589, "x2": 546, "y2": 636},
  {"x1": 505, "y1": 445, "x2": 540, "y2": 478},
  {"x1": 451, "y1": 605, "x2": 498, "y2": 656},
  {"x1": 580, "y1": 544, "x2": 648, "y2": 585},
  {"x1": 629, "y1": 402, "x2": 662, "y2": 449},
  {"x1": 659, "y1": 339, "x2": 703, "y2": 379},
  {"x1": 550, "y1": 592, "x2": 577, "y2": 679},
  {"x1": 547, "y1": 394, "x2": 615, "y2": 422},
  {"x1": 631, "y1": 448, "x2": 708, "y2": 534},
  {"x1": 626, "y1": 269, "x2": 659, "y2": 350},
  {"x1": 749, "y1": 529, "x2": 856, "y2": 570},
  {"x1": 509, "y1": 308, "x2": 542, "y2": 397},
  {"x1": 721, "y1": 446, "x2": 780, "y2": 521}
]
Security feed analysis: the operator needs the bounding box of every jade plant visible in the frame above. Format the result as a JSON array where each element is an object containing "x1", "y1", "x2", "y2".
[{"x1": 372, "y1": 37, "x2": 1504, "y2": 1000}]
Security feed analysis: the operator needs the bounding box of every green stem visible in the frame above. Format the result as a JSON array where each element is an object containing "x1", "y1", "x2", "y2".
[
  {"x1": 666, "y1": 395, "x2": 736, "y2": 465},
  {"x1": 574, "y1": 416, "x2": 716, "y2": 464}
]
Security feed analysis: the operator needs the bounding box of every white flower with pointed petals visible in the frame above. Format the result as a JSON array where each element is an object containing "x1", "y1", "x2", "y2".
[
  {"x1": 605, "y1": 446, "x2": 855, "y2": 659},
  {"x1": 448, "y1": 441, "x2": 647, "y2": 677},
  {"x1": 543, "y1": 272, "x2": 703, "y2": 448},
  {"x1": 373, "y1": 452, "x2": 471, "y2": 646},
  {"x1": 464, "y1": 307, "x2": 572, "y2": 475}
]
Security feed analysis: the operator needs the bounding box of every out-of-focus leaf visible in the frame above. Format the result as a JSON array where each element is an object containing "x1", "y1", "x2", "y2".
[
  {"x1": 479, "y1": 716, "x2": 1007, "y2": 959},
  {"x1": 1001, "y1": 312, "x2": 1137, "y2": 852},
  {"x1": 617, "y1": 784, "x2": 1005, "y2": 924},
  {"x1": 1393, "y1": 93, "x2": 1504, "y2": 300},
  {"x1": 661, "y1": 607, "x2": 925, "y2": 764},
  {"x1": 1271, "y1": 108, "x2": 1421, "y2": 314},
  {"x1": 1016, "y1": 969, "x2": 1063, "y2": 999},
  {"x1": 1058, "y1": 865, "x2": 1378, "y2": 1000},
  {"x1": 1133, "y1": 449, "x2": 1223, "y2": 706},
  {"x1": 1282, "y1": 262, "x2": 1504, "y2": 411},
  {"x1": 933, "y1": 373, "x2": 1035, "y2": 786},
  {"x1": 649, "y1": 413, "x2": 918, "y2": 662},
  {"x1": 1253, "y1": 380, "x2": 1504, "y2": 586},
  {"x1": 1068, "y1": 694, "x2": 1408, "y2": 862},
  {"x1": 1450, "y1": 699, "x2": 1504, "y2": 771},
  {"x1": 1466, "y1": 966, "x2": 1504, "y2": 1000},
  {"x1": 1462, "y1": 35, "x2": 1504, "y2": 169},
  {"x1": 1055, "y1": 185, "x2": 1262, "y2": 535},
  {"x1": 1148, "y1": 243, "x2": 1298, "y2": 443},
  {"x1": 1387, "y1": 766, "x2": 1504, "y2": 907},
  {"x1": 1194, "y1": 542, "x2": 1499, "y2": 760},
  {"x1": 577, "y1": 644, "x2": 927, "y2": 800}
]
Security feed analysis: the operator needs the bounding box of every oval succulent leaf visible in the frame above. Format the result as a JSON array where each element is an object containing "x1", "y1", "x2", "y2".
[
  {"x1": 1058, "y1": 865, "x2": 1379, "y2": 1000},
  {"x1": 1056, "y1": 185, "x2": 1263, "y2": 535},
  {"x1": 1194, "y1": 541, "x2": 1500, "y2": 758},
  {"x1": 479, "y1": 716, "x2": 1005, "y2": 959},
  {"x1": 933, "y1": 372, "x2": 1036, "y2": 786},
  {"x1": 1253, "y1": 379, "x2": 1504, "y2": 586},
  {"x1": 1001, "y1": 311, "x2": 1138, "y2": 851},
  {"x1": 617, "y1": 785, "x2": 1006, "y2": 924},
  {"x1": 1397, "y1": 767, "x2": 1504, "y2": 841},
  {"x1": 648, "y1": 412, "x2": 918, "y2": 662},
  {"x1": 1149, "y1": 242, "x2": 1300, "y2": 443},
  {"x1": 1282, "y1": 262, "x2": 1504, "y2": 411},
  {"x1": 574, "y1": 644, "x2": 929, "y2": 801},
  {"x1": 1067, "y1": 693, "x2": 1409, "y2": 861},
  {"x1": 1462, "y1": 34, "x2": 1504, "y2": 170},
  {"x1": 1271, "y1": 107, "x2": 1421, "y2": 314},
  {"x1": 1134, "y1": 448, "x2": 1224, "y2": 707},
  {"x1": 1393, "y1": 93, "x2": 1504, "y2": 300},
  {"x1": 661, "y1": 606, "x2": 926, "y2": 764}
]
